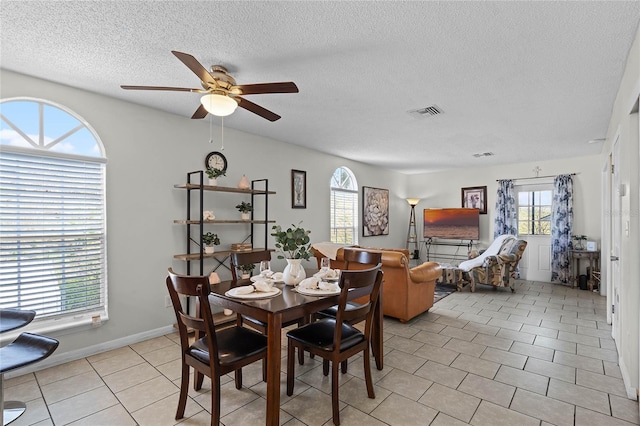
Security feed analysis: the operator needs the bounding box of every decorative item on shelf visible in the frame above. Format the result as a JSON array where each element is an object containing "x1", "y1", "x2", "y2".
[
  {"x1": 209, "y1": 272, "x2": 221, "y2": 284},
  {"x1": 572, "y1": 234, "x2": 587, "y2": 250},
  {"x1": 205, "y1": 168, "x2": 226, "y2": 186},
  {"x1": 271, "y1": 222, "x2": 311, "y2": 285},
  {"x1": 238, "y1": 264, "x2": 255, "y2": 279},
  {"x1": 238, "y1": 174, "x2": 250, "y2": 190},
  {"x1": 203, "y1": 210, "x2": 215, "y2": 221},
  {"x1": 202, "y1": 232, "x2": 220, "y2": 254},
  {"x1": 586, "y1": 241, "x2": 597, "y2": 251},
  {"x1": 235, "y1": 201, "x2": 253, "y2": 220},
  {"x1": 231, "y1": 243, "x2": 253, "y2": 252}
]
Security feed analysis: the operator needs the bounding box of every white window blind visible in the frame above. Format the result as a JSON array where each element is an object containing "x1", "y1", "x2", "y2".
[{"x1": 0, "y1": 152, "x2": 107, "y2": 318}]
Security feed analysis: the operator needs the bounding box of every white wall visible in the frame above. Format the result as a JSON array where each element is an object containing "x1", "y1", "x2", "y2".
[
  {"x1": 0, "y1": 70, "x2": 409, "y2": 359},
  {"x1": 601, "y1": 23, "x2": 640, "y2": 399}
]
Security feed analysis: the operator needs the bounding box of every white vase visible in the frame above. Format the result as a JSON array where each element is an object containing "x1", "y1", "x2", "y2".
[
  {"x1": 283, "y1": 258, "x2": 306, "y2": 285},
  {"x1": 208, "y1": 177, "x2": 218, "y2": 186},
  {"x1": 241, "y1": 212, "x2": 250, "y2": 221},
  {"x1": 204, "y1": 245, "x2": 215, "y2": 254},
  {"x1": 241, "y1": 273, "x2": 250, "y2": 279}
]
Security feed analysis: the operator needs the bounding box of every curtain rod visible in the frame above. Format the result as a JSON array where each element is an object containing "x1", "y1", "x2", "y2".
[{"x1": 496, "y1": 172, "x2": 577, "y2": 182}]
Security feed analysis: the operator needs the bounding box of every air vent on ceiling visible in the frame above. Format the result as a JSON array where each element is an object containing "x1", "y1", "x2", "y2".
[
  {"x1": 408, "y1": 105, "x2": 442, "y2": 118},
  {"x1": 473, "y1": 152, "x2": 494, "y2": 158}
]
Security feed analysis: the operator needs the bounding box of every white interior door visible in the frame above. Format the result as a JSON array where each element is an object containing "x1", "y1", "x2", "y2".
[{"x1": 611, "y1": 137, "x2": 621, "y2": 348}]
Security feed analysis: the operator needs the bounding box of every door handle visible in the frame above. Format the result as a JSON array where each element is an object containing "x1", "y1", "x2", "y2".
[{"x1": 610, "y1": 256, "x2": 619, "y2": 261}]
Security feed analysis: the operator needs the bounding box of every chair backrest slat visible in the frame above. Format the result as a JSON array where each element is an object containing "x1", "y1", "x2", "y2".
[
  {"x1": 166, "y1": 268, "x2": 220, "y2": 366},
  {"x1": 343, "y1": 249, "x2": 382, "y2": 270},
  {"x1": 229, "y1": 250, "x2": 272, "y2": 280}
]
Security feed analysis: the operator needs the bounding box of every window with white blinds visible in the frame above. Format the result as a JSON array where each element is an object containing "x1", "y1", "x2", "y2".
[
  {"x1": 330, "y1": 167, "x2": 358, "y2": 244},
  {"x1": 0, "y1": 98, "x2": 107, "y2": 332}
]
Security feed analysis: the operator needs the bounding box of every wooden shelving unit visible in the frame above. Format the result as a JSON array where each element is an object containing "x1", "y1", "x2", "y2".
[{"x1": 173, "y1": 171, "x2": 276, "y2": 276}]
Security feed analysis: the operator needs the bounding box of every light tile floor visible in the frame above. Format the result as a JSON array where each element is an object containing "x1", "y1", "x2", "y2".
[{"x1": 4, "y1": 280, "x2": 639, "y2": 425}]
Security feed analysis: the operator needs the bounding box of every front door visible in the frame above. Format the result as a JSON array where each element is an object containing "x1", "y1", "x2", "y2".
[{"x1": 515, "y1": 183, "x2": 553, "y2": 282}]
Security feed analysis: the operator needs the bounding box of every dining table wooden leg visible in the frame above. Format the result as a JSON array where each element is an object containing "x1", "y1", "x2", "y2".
[{"x1": 265, "y1": 312, "x2": 283, "y2": 426}]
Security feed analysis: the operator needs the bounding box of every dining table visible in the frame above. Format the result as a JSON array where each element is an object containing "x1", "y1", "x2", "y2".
[{"x1": 207, "y1": 272, "x2": 383, "y2": 426}]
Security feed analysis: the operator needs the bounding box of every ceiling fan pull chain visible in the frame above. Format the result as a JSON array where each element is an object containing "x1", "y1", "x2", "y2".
[
  {"x1": 221, "y1": 116, "x2": 224, "y2": 150},
  {"x1": 208, "y1": 114, "x2": 213, "y2": 144}
]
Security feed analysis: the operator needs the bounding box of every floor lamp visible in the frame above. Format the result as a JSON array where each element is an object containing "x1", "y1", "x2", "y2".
[{"x1": 406, "y1": 198, "x2": 420, "y2": 260}]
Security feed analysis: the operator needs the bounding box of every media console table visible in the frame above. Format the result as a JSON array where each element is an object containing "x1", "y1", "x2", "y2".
[{"x1": 423, "y1": 238, "x2": 477, "y2": 262}]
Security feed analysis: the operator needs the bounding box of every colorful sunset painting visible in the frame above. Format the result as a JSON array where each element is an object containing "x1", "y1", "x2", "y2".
[{"x1": 423, "y1": 208, "x2": 480, "y2": 240}]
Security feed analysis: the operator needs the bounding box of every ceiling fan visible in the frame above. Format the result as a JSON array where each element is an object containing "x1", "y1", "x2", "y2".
[{"x1": 121, "y1": 51, "x2": 298, "y2": 121}]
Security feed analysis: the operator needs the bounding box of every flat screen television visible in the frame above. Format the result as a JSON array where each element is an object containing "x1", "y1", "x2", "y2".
[{"x1": 423, "y1": 208, "x2": 480, "y2": 240}]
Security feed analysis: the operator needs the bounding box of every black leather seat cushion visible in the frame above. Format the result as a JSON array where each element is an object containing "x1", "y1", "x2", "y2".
[
  {"x1": 316, "y1": 302, "x2": 362, "y2": 319},
  {"x1": 0, "y1": 332, "x2": 59, "y2": 373},
  {"x1": 188, "y1": 326, "x2": 267, "y2": 366},
  {"x1": 287, "y1": 319, "x2": 364, "y2": 352},
  {"x1": 0, "y1": 308, "x2": 36, "y2": 333}
]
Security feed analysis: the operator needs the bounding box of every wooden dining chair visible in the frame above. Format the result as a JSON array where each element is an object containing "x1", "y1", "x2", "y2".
[
  {"x1": 286, "y1": 265, "x2": 383, "y2": 426},
  {"x1": 166, "y1": 268, "x2": 268, "y2": 426},
  {"x1": 315, "y1": 248, "x2": 382, "y2": 373}
]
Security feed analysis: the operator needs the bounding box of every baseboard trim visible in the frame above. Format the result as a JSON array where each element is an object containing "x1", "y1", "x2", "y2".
[
  {"x1": 618, "y1": 354, "x2": 639, "y2": 400},
  {"x1": 5, "y1": 325, "x2": 175, "y2": 379}
]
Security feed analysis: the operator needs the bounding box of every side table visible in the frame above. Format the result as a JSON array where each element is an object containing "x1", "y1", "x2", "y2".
[{"x1": 570, "y1": 249, "x2": 600, "y2": 290}]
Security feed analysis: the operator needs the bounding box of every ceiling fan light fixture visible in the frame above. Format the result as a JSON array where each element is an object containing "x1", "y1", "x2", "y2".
[{"x1": 200, "y1": 93, "x2": 238, "y2": 116}]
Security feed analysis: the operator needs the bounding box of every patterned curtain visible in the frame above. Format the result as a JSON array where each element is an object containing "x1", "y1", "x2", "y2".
[
  {"x1": 551, "y1": 174, "x2": 573, "y2": 283},
  {"x1": 494, "y1": 179, "x2": 516, "y2": 239}
]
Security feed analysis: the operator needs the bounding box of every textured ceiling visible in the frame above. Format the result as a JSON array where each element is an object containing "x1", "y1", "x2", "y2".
[{"x1": 1, "y1": 1, "x2": 639, "y2": 174}]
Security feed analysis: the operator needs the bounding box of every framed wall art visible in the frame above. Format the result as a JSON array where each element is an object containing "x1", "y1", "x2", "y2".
[
  {"x1": 362, "y1": 186, "x2": 389, "y2": 236},
  {"x1": 461, "y1": 186, "x2": 487, "y2": 214},
  {"x1": 291, "y1": 169, "x2": 306, "y2": 209}
]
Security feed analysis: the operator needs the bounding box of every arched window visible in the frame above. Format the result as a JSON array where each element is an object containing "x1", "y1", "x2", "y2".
[
  {"x1": 330, "y1": 167, "x2": 358, "y2": 244},
  {"x1": 0, "y1": 98, "x2": 108, "y2": 332}
]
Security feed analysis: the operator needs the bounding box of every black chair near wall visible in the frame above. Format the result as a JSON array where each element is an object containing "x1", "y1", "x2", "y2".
[
  {"x1": 0, "y1": 309, "x2": 59, "y2": 426},
  {"x1": 286, "y1": 265, "x2": 383, "y2": 426},
  {"x1": 166, "y1": 268, "x2": 268, "y2": 426}
]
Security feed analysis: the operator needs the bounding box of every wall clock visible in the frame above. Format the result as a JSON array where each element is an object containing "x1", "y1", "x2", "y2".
[{"x1": 205, "y1": 151, "x2": 227, "y2": 172}]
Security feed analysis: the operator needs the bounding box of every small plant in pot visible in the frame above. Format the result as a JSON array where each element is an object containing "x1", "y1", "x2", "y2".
[
  {"x1": 238, "y1": 263, "x2": 255, "y2": 279},
  {"x1": 572, "y1": 234, "x2": 587, "y2": 250},
  {"x1": 202, "y1": 232, "x2": 220, "y2": 254},
  {"x1": 205, "y1": 168, "x2": 225, "y2": 186},
  {"x1": 271, "y1": 222, "x2": 311, "y2": 285},
  {"x1": 236, "y1": 201, "x2": 253, "y2": 220}
]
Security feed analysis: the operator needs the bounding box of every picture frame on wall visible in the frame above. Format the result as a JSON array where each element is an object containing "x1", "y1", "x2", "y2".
[
  {"x1": 291, "y1": 169, "x2": 306, "y2": 209},
  {"x1": 461, "y1": 186, "x2": 487, "y2": 214},
  {"x1": 362, "y1": 186, "x2": 390, "y2": 236}
]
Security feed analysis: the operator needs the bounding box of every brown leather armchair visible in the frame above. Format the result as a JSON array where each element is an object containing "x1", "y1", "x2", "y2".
[{"x1": 312, "y1": 246, "x2": 441, "y2": 322}]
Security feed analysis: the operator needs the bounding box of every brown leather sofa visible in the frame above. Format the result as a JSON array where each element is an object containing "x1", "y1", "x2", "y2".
[{"x1": 312, "y1": 246, "x2": 441, "y2": 322}]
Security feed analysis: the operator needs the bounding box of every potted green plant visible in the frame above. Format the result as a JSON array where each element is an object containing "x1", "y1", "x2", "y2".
[
  {"x1": 205, "y1": 168, "x2": 226, "y2": 186},
  {"x1": 202, "y1": 232, "x2": 220, "y2": 254},
  {"x1": 238, "y1": 263, "x2": 255, "y2": 279},
  {"x1": 271, "y1": 223, "x2": 311, "y2": 285},
  {"x1": 235, "y1": 201, "x2": 253, "y2": 220},
  {"x1": 572, "y1": 234, "x2": 587, "y2": 250}
]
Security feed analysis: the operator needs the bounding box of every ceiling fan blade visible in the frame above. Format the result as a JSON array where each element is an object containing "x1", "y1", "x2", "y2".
[
  {"x1": 191, "y1": 104, "x2": 209, "y2": 119},
  {"x1": 171, "y1": 50, "x2": 216, "y2": 86},
  {"x1": 236, "y1": 97, "x2": 281, "y2": 122},
  {"x1": 120, "y1": 85, "x2": 200, "y2": 92},
  {"x1": 232, "y1": 82, "x2": 299, "y2": 95}
]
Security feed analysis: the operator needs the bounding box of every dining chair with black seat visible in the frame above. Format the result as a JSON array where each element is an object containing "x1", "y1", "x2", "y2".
[
  {"x1": 315, "y1": 248, "x2": 382, "y2": 374},
  {"x1": 286, "y1": 264, "x2": 383, "y2": 426},
  {"x1": 166, "y1": 268, "x2": 268, "y2": 426}
]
